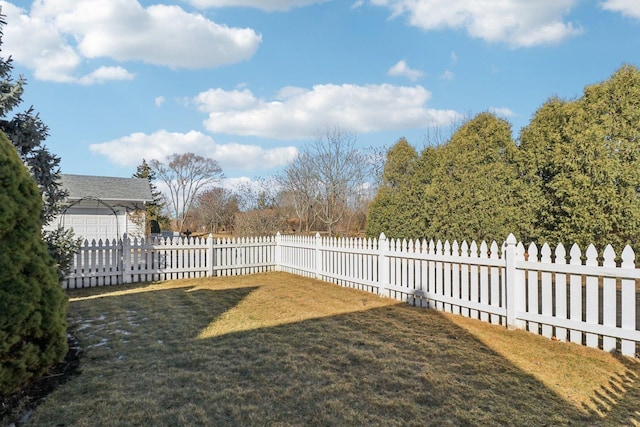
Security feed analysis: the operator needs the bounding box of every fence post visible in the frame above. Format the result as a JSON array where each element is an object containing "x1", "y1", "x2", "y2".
[
  {"x1": 315, "y1": 232, "x2": 322, "y2": 280},
  {"x1": 274, "y1": 232, "x2": 282, "y2": 271},
  {"x1": 504, "y1": 233, "x2": 521, "y2": 329},
  {"x1": 207, "y1": 233, "x2": 215, "y2": 277},
  {"x1": 122, "y1": 234, "x2": 131, "y2": 284},
  {"x1": 378, "y1": 233, "x2": 388, "y2": 297},
  {"x1": 620, "y1": 246, "x2": 636, "y2": 357}
]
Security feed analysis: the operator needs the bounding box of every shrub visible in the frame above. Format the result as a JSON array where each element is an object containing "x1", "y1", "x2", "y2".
[
  {"x1": 149, "y1": 219, "x2": 161, "y2": 234},
  {"x1": 0, "y1": 131, "x2": 67, "y2": 395}
]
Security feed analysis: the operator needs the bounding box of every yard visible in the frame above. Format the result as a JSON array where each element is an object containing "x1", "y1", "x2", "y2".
[{"x1": 20, "y1": 272, "x2": 640, "y2": 425}]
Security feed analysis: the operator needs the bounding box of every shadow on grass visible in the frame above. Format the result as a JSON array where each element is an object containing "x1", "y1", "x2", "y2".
[
  {"x1": 27, "y1": 279, "x2": 640, "y2": 426},
  {"x1": 587, "y1": 355, "x2": 640, "y2": 426}
]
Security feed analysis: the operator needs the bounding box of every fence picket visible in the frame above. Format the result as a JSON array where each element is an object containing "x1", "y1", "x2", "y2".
[
  {"x1": 540, "y1": 243, "x2": 553, "y2": 338},
  {"x1": 554, "y1": 243, "x2": 568, "y2": 341},
  {"x1": 569, "y1": 244, "x2": 583, "y2": 345},
  {"x1": 451, "y1": 241, "x2": 461, "y2": 315},
  {"x1": 490, "y1": 241, "x2": 500, "y2": 325},
  {"x1": 585, "y1": 245, "x2": 599, "y2": 348},
  {"x1": 527, "y1": 243, "x2": 540, "y2": 334},
  {"x1": 469, "y1": 241, "x2": 479, "y2": 319},
  {"x1": 515, "y1": 242, "x2": 526, "y2": 329},
  {"x1": 442, "y1": 241, "x2": 451, "y2": 313},
  {"x1": 479, "y1": 241, "x2": 489, "y2": 322},
  {"x1": 436, "y1": 240, "x2": 444, "y2": 310},
  {"x1": 407, "y1": 239, "x2": 416, "y2": 305},
  {"x1": 419, "y1": 239, "x2": 428, "y2": 308},
  {"x1": 621, "y1": 246, "x2": 636, "y2": 356},
  {"x1": 460, "y1": 241, "x2": 470, "y2": 317},
  {"x1": 428, "y1": 240, "x2": 436, "y2": 309},
  {"x1": 602, "y1": 245, "x2": 617, "y2": 352}
]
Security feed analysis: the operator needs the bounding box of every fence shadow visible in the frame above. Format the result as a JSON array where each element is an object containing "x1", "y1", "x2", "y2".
[
  {"x1": 587, "y1": 355, "x2": 640, "y2": 425},
  {"x1": 66, "y1": 282, "x2": 260, "y2": 342},
  {"x1": 32, "y1": 279, "x2": 640, "y2": 426}
]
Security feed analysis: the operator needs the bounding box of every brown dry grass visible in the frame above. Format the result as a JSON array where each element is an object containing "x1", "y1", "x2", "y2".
[{"x1": 26, "y1": 272, "x2": 640, "y2": 426}]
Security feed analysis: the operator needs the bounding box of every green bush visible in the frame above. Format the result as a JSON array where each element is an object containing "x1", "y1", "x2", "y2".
[
  {"x1": 0, "y1": 131, "x2": 67, "y2": 395},
  {"x1": 149, "y1": 219, "x2": 161, "y2": 234}
]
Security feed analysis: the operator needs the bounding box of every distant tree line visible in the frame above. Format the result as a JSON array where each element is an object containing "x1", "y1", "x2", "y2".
[
  {"x1": 366, "y1": 65, "x2": 640, "y2": 253},
  {"x1": 146, "y1": 127, "x2": 382, "y2": 237}
]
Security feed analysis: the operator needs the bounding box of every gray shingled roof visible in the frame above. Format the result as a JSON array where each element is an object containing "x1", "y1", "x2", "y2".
[{"x1": 61, "y1": 174, "x2": 154, "y2": 202}]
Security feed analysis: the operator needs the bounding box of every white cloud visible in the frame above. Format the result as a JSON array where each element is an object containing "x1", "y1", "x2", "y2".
[
  {"x1": 155, "y1": 96, "x2": 166, "y2": 108},
  {"x1": 450, "y1": 52, "x2": 458, "y2": 64},
  {"x1": 194, "y1": 88, "x2": 259, "y2": 112},
  {"x1": 214, "y1": 142, "x2": 298, "y2": 170},
  {"x1": 220, "y1": 176, "x2": 253, "y2": 191},
  {"x1": 0, "y1": 2, "x2": 81, "y2": 83},
  {"x1": 489, "y1": 106, "x2": 516, "y2": 117},
  {"x1": 276, "y1": 86, "x2": 309, "y2": 100},
  {"x1": 0, "y1": 0, "x2": 261, "y2": 83},
  {"x1": 600, "y1": 0, "x2": 640, "y2": 19},
  {"x1": 89, "y1": 130, "x2": 298, "y2": 171},
  {"x1": 370, "y1": 0, "x2": 582, "y2": 47},
  {"x1": 194, "y1": 83, "x2": 461, "y2": 139},
  {"x1": 440, "y1": 70, "x2": 454, "y2": 80},
  {"x1": 78, "y1": 66, "x2": 135, "y2": 85},
  {"x1": 387, "y1": 60, "x2": 424, "y2": 81},
  {"x1": 185, "y1": 0, "x2": 329, "y2": 11},
  {"x1": 89, "y1": 130, "x2": 213, "y2": 165}
]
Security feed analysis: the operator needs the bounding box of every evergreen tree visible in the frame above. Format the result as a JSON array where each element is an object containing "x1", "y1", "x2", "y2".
[
  {"x1": 365, "y1": 138, "x2": 423, "y2": 239},
  {"x1": 0, "y1": 14, "x2": 78, "y2": 279},
  {"x1": 520, "y1": 65, "x2": 640, "y2": 252},
  {"x1": 425, "y1": 112, "x2": 533, "y2": 244},
  {"x1": 519, "y1": 97, "x2": 576, "y2": 247},
  {"x1": 414, "y1": 144, "x2": 443, "y2": 239},
  {"x1": 380, "y1": 137, "x2": 418, "y2": 188},
  {"x1": 0, "y1": 131, "x2": 67, "y2": 395},
  {"x1": 133, "y1": 159, "x2": 169, "y2": 232}
]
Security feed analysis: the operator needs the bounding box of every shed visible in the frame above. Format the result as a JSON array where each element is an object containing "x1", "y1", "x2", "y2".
[{"x1": 47, "y1": 174, "x2": 154, "y2": 243}]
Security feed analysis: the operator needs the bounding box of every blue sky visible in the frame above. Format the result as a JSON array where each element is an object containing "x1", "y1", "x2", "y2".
[{"x1": 2, "y1": 0, "x2": 639, "y2": 185}]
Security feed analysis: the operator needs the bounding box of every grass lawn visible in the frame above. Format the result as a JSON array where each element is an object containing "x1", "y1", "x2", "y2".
[{"x1": 25, "y1": 272, "x2": 640, "y2": 426}]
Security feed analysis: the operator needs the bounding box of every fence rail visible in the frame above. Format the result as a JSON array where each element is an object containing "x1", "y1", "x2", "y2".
[{"x1": 63, "y1": 232, "x2": 639, "y2": 358}]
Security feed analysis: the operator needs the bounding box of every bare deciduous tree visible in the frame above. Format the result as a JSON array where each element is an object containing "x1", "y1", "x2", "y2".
[
  {"x1": 276, "y1": 155, "x2": 316, "y2": 232},
  {"x1": 234, "y1": 209, "x2": 284, "y2": 237},
  {"x1": 150, "y1": 153, "x2": 224, "y2": 232},
  {"x1": 235, "y1": 177, "x2": 280, "y2": 211},
  {"x1": 364, "y1": 144, "x2": 388, "y2": 192},
  {"x1": 282, "y1": 126, "x2": 370, "y2": 236},
  {"x1": 192, "y1": 187, "x2": 238, "y2": 234},
  {"x1": 233, "y1": 177, "x2": 287, "y2": 236}
]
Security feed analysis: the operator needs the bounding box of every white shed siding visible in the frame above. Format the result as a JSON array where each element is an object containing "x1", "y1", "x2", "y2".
[
  {"x1": 47, "y1": 207, "x2": 146, "y2": 243},
  {"x1": 58, "y1": 207, "x2": 123, "y2": 243}
]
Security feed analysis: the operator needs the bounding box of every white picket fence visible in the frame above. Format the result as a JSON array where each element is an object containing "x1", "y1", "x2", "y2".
[
  {"x1": 64, "y1": 232, "x2": 639, "y2": 357},
  {"x1": 63, "y1": 235, "x2": 276, "y2": 288}
]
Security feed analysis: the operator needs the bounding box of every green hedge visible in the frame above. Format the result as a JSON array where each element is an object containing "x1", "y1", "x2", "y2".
[{"x1": 0, "y1": 131, "x2": 67, "y2": 395}]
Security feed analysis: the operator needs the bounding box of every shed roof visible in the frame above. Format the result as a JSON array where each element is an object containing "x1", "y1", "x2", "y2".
[{"x1": 61, "y1": 174, "x2": 154, "y2": 203}]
